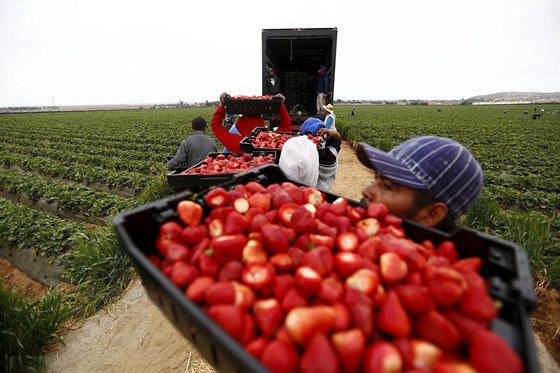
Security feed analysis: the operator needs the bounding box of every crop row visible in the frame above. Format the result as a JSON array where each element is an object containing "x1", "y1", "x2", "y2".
[
  {"x1": 1, "y1": 141, "x2": 164, "y2": 175},
  {"x1": 0, "y1": 169, "x2": 139, "y2": 219},
  {"x1": 0, "y1": 152, "x2": 152, "y2": 193},
  {"x1": 0, "y1": 197, "x2": 93, "y2": 258}
]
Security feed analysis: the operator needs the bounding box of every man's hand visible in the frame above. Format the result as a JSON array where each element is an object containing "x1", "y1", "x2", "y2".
[
  {"x1": 274, "y1": 93, "x2": 286, "y2": 103},
  {"x1": 317, "y1": 128, "x2": 341, "y2": 140}
]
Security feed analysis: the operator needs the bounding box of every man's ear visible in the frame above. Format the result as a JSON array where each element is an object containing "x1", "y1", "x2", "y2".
[{"x1": 414, "y1": 202, "x2": 449, "y2": 228}]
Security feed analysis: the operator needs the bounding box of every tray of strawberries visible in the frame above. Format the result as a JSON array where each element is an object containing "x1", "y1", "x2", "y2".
[
  {"x1": 223, "y1": 95, "x2": 282, "y2": 115},
  {"x1": 240, "y1": 127, "x2": 325, "y2": 155},
  {"x1": 114, "y1": 164, "x2": 538, "y2": 373},
  {"x1": 167, "y1": 152, "x2": 277, "y2": 192}
]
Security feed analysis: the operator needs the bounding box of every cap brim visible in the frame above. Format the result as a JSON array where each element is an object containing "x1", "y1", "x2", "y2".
[{"x1": 355, "y1": 142, "x2": 428, "y2": 190}]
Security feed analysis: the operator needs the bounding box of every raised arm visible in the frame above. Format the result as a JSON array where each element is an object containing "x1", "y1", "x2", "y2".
[
  {"x1": 275, "y1": 93, "x2": 292, "y2": 132},
  {"x1": 210, "y1": 93, "x2": 245, "y2": 153}
]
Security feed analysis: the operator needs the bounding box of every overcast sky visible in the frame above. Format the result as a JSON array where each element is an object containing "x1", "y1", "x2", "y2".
[{"x1": 1, "y1": 0, "x2": 558, "y2": 107}]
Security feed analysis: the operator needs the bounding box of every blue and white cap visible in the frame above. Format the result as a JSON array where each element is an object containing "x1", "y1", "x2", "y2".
[{"x1": 356, "y1": 136, "x2": 483, "y2": 219}]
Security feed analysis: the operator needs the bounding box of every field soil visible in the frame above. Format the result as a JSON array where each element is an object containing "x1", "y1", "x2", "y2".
[{"x1": 1, "y1": 141, "x2": 558, "y2": 372}]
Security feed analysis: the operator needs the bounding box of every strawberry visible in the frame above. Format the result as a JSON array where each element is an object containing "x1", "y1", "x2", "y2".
[
  {"x1": 205, "y1": 281, "x2": 235, "y2": 305},
  {"x1": 185, "y1": 276, "x2": 215, "y2": 303},
  {"x1": 346, "y1": 268, "x2": 379, "y2": 299},
  {"x1": 262, "y1": 223, "x2": 291, "y2": 254},
  {"x1": 169, "y1": 261, "x2": 198, "y2": 288},
  {"x1": 277, "y1": 203, "x2": 299, "y2": 226},
  {"x1": 260, "y1": 340, "x2": 299, "y2": 373},
  {"x1": 331, "y1": 302, "x2": 351, "y2": 331},
  {"x1": 377, "y1": 291, "x2": 411, "y2": 338},
  {"x1": 346, "y1": 302, "x2": 375, "y2": 338},
  {"x1": 218, "y1": 260, "x2": 243, "y2": 282},
  {"x1": 383, "y1": 214, "x2": 402, "y2": 227},
  {"x1": 469, "y1": 329, "x2": 524, "y2": 373},
  {"x1": 355, "y1": 218, "x2": 380, "y2": 238},
  {"x1": 380, "y1": 238, "x2": 426, "y2": 271},
  {"x1": 181, "y1": 225, "x2": 207, "y2": 246},
  {"x1": 363, "y1": 341, "x2": 403, "y2": 373},
  {"x1": 211, "y1": 234, "x2": 248, "y2": 264},
  {"x1": 273, "y1": 273, "x2": 295, "y2": 301},
  {"x1": 205, "y1": 187, "x2": 231, "y2": 207},
  {"x1": 224, "y1": 211, "x2": 249, "y2": 235},
  {"x1": 395, "y1": 338, "x2": 442, "y2": 371},
  {"x1": 207, "y1": 304, "x2": 245, "y2": 340},
  {"x1": 334, "y1": 252, "x2": 364, "y2": 278},
  {"x1": 233, "y1": 196, "x2": 250, "y2": 214},
  {"x1": 245, "y1": 336, "x2": 268, "y2": 358},
  {"x1": 290, "y1": 205, "x2": 316, "y2": 233},
  {"x1": 379, "y1": 252, "x2": 408, "y2": 284},
  {"x1": 434, "y1": 360, "x2": 478, "y2": 373},
  {"x1": 316, "y1": 276, "x2": 344, "y2": 304},
  {"x1": 241, "y1": 261, "x2": 275, "y2": 291},
  {"x1": 189, "y1": 237, "x2": 210, "y2": 266},
  {"x1": 281, "y1": 288, "x2": 308, "y2": 312},
  {"x1": 232, "y1": 281, "x2": 256, "y2": 311},
  {"x1": 165, "y1": 241, "x2": 190, "y2": 262},
  {"x1": 242, "y1": 239, "x2": 268, "y2": 264},
  {"x1": 357, "y1": 236, "x2": 381, "y2": 260},
  {"x1": 414, "y1": 310, "x2": 462, "y2": 351},
  {"x1": 269, "y1": 253, "x2": 294, "y2": 272},
  {"x1": 249, "y1": 213, "x2": 269, "y2": 233},
  {"x1": 435, "y1": 240, "x2": 459, "y2": 264},
  {"x1": 330, "y1": 328, "x2": 366, "y2": 373},
  {"x1": 209, "y1": 206, "x2": 235, "y2": 221},
  {"x1": 367, "y1": 202, "x2": 389, "y2": 219},
  {"x1": 248, "y1": 192, "x2": 272, "y2": 212},
  {"x1": 284, "y1": 305, "x2": 337, "y2": 345},
  {"x1": 239, "y1": 313, "x2": 256, "y2": 345},
  {"x1": 452, "y1": 257, "x2": 482, "y2": 274},
  {"x1": 198, "y1": 253, "x2": 221, "y2": 277},
  {"x1": 301, "y1": 246, "x2": 333, "y2": 276},
  {"x1": 441, "y1": 309, "x2": 487, "y2": 344},
  {"x1": 309, "y1": 234, "x2": 335, "y2": 250},
  {"x1": 271, "y1": 190, "x2": 294, "y2": 210},
  {"x1": 300, "y1": 334, "x2": 340, "y2": 373},
  {"x1": 245, "y1": 180, "x2": 267, "y2": 194},
  {"x1": 425, "y1": 266, "x2": 467, "y2": 307},
  {"x1": 159, "y1": 221, "x2": 183, "y2": 241},
  {"x1": 208, "y1": 218, "x2": 225, "y2": 237},
  {"x1": 459, "y1": 283, "x2": 498, "y2": 321},
  {"x1": 295, "y1": 266, "x2": 323, "y2": 298},
  {"x1": 301, "y1": 186, "x2": 324, "y2": 205},
  {"x1": 346, "y1": 205, "x2": 366, "y2": 223},
  {"x1": 176, "y1": 200, "x2": 203, "y2": 226},
  {"x1": 253, "y1": 298, "x2": 284, "y2": 337},
  {"x1": 329, "y1": 197, "x2": 349, "y2": 215},
  {"x1": 393, "y1": 284, "x2": 434, "y2": 315},
  {"x1": 336, "y1": 231, "x2": 359, "y2": 252}
]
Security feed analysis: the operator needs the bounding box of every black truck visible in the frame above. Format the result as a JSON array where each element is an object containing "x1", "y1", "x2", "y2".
[{"x1": 262, "y1": 27, "x2": 337, "y2": 127}]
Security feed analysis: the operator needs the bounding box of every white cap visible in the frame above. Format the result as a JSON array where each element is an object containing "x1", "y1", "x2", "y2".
[{"x1": 279, "y1": 136, "x2": 319, "y2": 186}]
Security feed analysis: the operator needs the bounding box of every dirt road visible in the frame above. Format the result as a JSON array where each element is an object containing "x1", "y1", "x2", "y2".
[{"x1": 44, "y1": 142, "x2": 559, "y2": 373}]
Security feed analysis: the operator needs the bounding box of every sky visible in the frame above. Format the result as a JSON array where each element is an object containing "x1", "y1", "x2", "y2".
[{"x1": 1, "y1": 0, "x2": 559, "y2": 107}]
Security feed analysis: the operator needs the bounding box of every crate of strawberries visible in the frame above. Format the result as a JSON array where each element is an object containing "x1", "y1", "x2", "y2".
[
  {"x1": 167, "y1": 152, "x2": 277, "y2": 192},
  {"x1": 223, "y1": 95, "x2": 282, "y2": 115},
  {"x1": 240, "y1": 127, "x2": 325, "y2": 155},
  {"x1": 114, "y1": 164, "x2": 538, "y2": 373}
]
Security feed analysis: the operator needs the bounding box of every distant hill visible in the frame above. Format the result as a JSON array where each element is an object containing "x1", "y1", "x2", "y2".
[{"x1": 466, "y1": 92, "x2": 559, "y2": 103}]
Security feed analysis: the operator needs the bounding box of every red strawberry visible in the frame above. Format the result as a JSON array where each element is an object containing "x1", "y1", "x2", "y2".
[
  {"x1": 425, "y1": 266, "x2": 467, "y2": 307},
  {"x1": 346, "y1": 302, "x2": 375, "y2": 338},
  {"x1": 245, "y1": 181, "x2": 267, "y2": 194},
  {"x1": 260, "y1": 340, "x2": 299, "y2": 373},
  {"x1": 211, "y1": 234, "x2": 248, "y2": 264},
  {"x1": 208, "y1": 218, "x2": 225, "y2": 237},
  {"x1": 363, "y1": 341, "x2": 403, "y2": 373},
  {"x1": 205, "y1": 187, "x2": 231, "y2": 207},
  {"x1": 295, "y1": 266, "x2": 323, "y2": 298},
  {"x1": 452, "y1": 257, "x2": 482, "y2": 273},
  {"x1": 205, "y1": 281, "x2": 235, "y2": 305},
  {"x1": 380, "y1": 238, "x2": 426, "y2": 271},
  {"x1": 284, "y1": 305, "x2": 337, "y2": 345},
  {"x1": 245, "y1": 336, "x2": 268, "y2": 359},
  {"x1": 198, "y1": 253, "x2": 221, "y2": 277},
  {"x1": 262, "y1": 224, "x2": 291, "y2": 254},
  {"x1": 282, "y1": 288, "x2": 308, "y2": 312},
  {"x1": 185, "y1": 276, "x2": 215, "y2": 303},
  {"x1": 165, "y1": 241, "x2": 190, "y2": 262},
  {"x1": 301, "y1": 246, "x2": 333, "y2": 276},
  {"x1": 395, "y1": 338, "x2": 442, "y2": 371},
  {"x1": 301, "y1": 186, "x2": 324, "y2": 205},
  {"x1": 278, "y1": 203, "x2": 299, "y2": 226},
  {"x1": 358, "y1": 236, "x2": 381, "y2": 260},
  {"x1": 434, "y1": 360, "x2": 478, "y2": 373},
  {"x1": 309, "y1": 234, "x2": 335, "y2": 250},
  {"x1": 248, "y1": 192, "x2": 272, "y2": 212},
  {"x1": 239, "y1": 313, "x2": 256, "y2": 345},
  {"x1": 334, "y1": 252, "x2": 364, "y2": 278},
  {"x1": 249, "y1": 213, "x2": 269, "y2": 233},
  {"x1": 328, "y1": 197, "x2": 348, "y2": 216},
  {"x1": 377, "y1": 291, "x2": 411, "y2": 338},
  {"x1": 331, "y1": 302, "x2": 351, "y2": 331},
  {"x1": 270, "y1": 253, "x2": 294, "y2": 272},
  {"x1": 316, "y1": 275, "x2": 344, "y2": 304},
  {"x1": 242, "y1": 239, "x2": 268, "y2": 264},
  {"x1": 300, "y1": 334, "x2": 340, "y2": 373},
  {"x1": 271, "y1": 189, "x2": 294, "y2": 210},
  {"x1": 330, "y1": 328, "x2": 366, "y2": 373},
  {"x1": 290, "y1": 205, "x2": 316, "y2": 233},
  {"x1": 207, "y1": 304, "x2": 245, "y2": 340},
  {"x1": 379, "y1": 252, "x2": 408, "y2": 284},
  {"x1": 346, "y1": 205, "x2": 366, "y2": 223},
  {"x1": 218, "y1": 260, "x2": 243, "y2": 282},
  {"x1": 383, "y1": 214, "x2": 402, "y2": 227},
  {"x1": 367, "y1": 202, "x2": 389, "y2": 219},
  {"x1": 181, "y1": 225, "x2": 207, "y2": 246},
  {"x1": 393, "y1": 284, "x2": 434, "y2": 315},
  {"x1": 441, "y1": 309, "x2": 487, "y2": 344},
  {"x1": 232, "y1": 281, "x2": 256, "y2": 311},
  {"x1": 176, "y1": 200, "x2": 203, "y2": 226},
  {"x1": 414, "y1": 310, "x2": 462, "y2": 351},
  {"x1": 273, "y1": 274, "x2": 295, "y2": 301},
  {"x1": 233, "y1": 196, "x2": 250, "y2": 214},
  {"x1": 469, "y1": 329, "x2": 524, "y2": 373},
  {"x1": 435, "y1": 240, "x2": 459, "y2": 264},
  {"x1": 169, "y1": 261, "x2": 198, "y2": 288},
  {"x1": 355, "y1": 218, "x2": 380, "y2": 238},
  {"x1": 337, "y1": 231, "x2": 359, "y2": 252},
  {"x1": 159, "y1": 221, "x2": 183, "y2": 241},
  {"x1": 253, "y1": 298, "x2": 284, "y2": 337},
  {"x1": 241, "y1": 261, "x2": 275, "y2": 291},
  {"x1": 209, "y1": 206, "x2": 234, "y2": 221},
  {"x1": 345, "y1": 268, "x2": 379, "y2": 299},
  {"x1": 459, "y1": 283, "x2": 498, "y2": 321},
  {"x1": 224, "y1": 211, "x2": 249, "y2": 235}
]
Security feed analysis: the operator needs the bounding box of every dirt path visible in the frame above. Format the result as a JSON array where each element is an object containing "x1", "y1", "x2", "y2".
[{"x1": 43, "y1": 141, "x2": 559, "y2": 372}]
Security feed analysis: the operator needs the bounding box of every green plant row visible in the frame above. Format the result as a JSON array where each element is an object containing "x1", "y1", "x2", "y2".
[
  {"x1": 0, "y1": 197, "x2": 93, "y2": 258},
  {"x1": 0, "y1": 281, "x2": 71, "y2": 373},
  {"x1": 0, "y1": 152, "x2": 152, "y2": 193},
  {"x1": 0, "y1": 141, "x2": 164, "y2": 175},
  {"x1": 0, "y1": 169, "x2": 139, "y2": 218}
]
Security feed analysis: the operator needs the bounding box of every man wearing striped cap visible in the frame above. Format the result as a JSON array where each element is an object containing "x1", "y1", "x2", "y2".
[{"x1": 355, "y1": 136, "x2": 483, "y2": 231}]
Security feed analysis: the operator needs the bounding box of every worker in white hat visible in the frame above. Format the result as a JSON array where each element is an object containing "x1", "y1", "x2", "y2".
[{"x1": 322, "y1": 103, "x2": 336, "y2": 130}]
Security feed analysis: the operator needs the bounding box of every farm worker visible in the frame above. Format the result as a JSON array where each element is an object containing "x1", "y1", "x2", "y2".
[
  {"x1": 265, "y1": 67, "x2": 281, "y2": 95},
  {"x1": 166, "y1": 117, "x2": 217, "y2": 171},
  {"x1": 356, "y1": 136, "x2": 483, "y2": 232},
  {"x1": 211, "y1": 92, "x2": 292, "y2": 154},
  {"x1": 299, "y1": 117, "x2": 341, "y2": 191},
  {"x1": 279, "y1": 136, "x2": 320, "y2": 186},
  {"x1": 323, "y1": 104, "x2": 336, "y2": 130},
  {"x1": 316, "y1": 66, "x2": 329, "y2": 115}
]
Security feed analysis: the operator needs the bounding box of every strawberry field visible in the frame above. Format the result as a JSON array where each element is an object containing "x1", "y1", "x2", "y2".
[{"x1": 1, "y1": 104, "x2": 559, "y2": 372}]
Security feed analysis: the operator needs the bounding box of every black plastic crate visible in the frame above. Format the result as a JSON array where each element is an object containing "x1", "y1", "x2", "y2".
[
  {"x1": 167, "y1": 151, "x2": 278, "y2": 193},
  {"x1": 223, "y1": 96, "x2": 282, "y2": 115},
  {"x1": 239, "y1": 127, "x2": 325, "y2": 155},
  {"x1": 114, "y1": 164, "x2": 539, "y2": 373}
]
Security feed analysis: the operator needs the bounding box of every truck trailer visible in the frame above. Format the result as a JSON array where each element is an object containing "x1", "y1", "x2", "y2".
[{"x1": 262, "y1": 27, "x2": 337, "y2": 127}]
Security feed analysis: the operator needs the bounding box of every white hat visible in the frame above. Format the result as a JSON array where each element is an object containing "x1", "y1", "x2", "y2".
[
  {"x1": 279, "y1": 136, "x2": 319, "y2": 186},
  {"x1": 323, "y1": 104, "x2": 334, "y2": 113}
]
